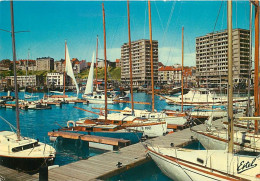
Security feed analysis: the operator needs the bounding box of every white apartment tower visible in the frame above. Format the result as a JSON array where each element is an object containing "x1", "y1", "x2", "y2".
[
  {"x1": 121, "y1": 39, "x2": 158, "y2": 87},
  {"x1": 196, "y1": 29, "x2": 250, "y2": 88}
]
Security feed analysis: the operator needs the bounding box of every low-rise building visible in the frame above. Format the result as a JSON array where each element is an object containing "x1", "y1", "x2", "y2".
[
  {"x1": 158, "y1": 66, "x2": 196, "y2": 87},
  {"x1": 54, "y1": 60, "x2": 65, "y2": 73},
  {"x1": 6, "y1": 75, "x2": 37, "y2": 87},
  {"x1": 0, "y1": 66, "x2": 9, "y2": 71},
  {"x1": 36, "y1": 57, "x2": 54, "y2": 71},
  {"x1": 46, "y1": 73, "x2": 64, "y2": 88},
  {"x1": 79, "y1": 60, "x2": 87, "y2": 71},
  {"x1": 116, "y1": 59, "x2": 120, "y2": 67},
  {"x1": 97, "y1": 60, "x2": 116, "y2": 68},
  {"x1": 73, "y1": 61, "x2": 80, "y2": 74},
  {"x1": 16, "y1": 59, "x2": 36, "y2": 71}
]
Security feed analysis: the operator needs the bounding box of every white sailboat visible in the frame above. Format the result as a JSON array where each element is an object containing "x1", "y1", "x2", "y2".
[
  {"x1": 191, "y1": 1, "x2": 260, "y2": 152},
  {"x1": 148, "y1": 147, "x2": 260, "y2": 181},
  {"x1": 82, "y1": 52, "x2": 115, "y2": 104},
  {"x1": 45, "y1": 42, "x2": 79, "y2": 102},
  {"x1": 96, "y1": 113, "x2": 167, "y2": 138},
  {"x1": 116, "y1": 0, "x2": 187, "y2": 130},
  {"x1": 24, "y1": 49, "x2": 38, "y2": 100},
  {"x1": 0, "y1": 1, "x2": 56, "y2": 172},
  {"x1": 147, "y1": 1, "x2": 260, "y2": 180},
  {"x1": 78, "y1": 2, "x2": 167, "y2": 138}
]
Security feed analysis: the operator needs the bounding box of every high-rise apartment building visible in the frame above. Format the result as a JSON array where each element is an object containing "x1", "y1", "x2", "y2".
[
  {"x1": 196, "y1": 29, "x2": 250, "y2": 88},
  {"x1": 121, "y1": 39, "x2": 158, "y2": 87}
]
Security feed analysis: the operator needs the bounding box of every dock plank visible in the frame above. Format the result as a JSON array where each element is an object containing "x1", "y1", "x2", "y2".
[{"x1": 0, "y1": 165, "x2": 37, "y2": 181}]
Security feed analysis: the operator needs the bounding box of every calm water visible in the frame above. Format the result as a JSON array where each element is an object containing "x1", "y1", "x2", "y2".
[{"x1": 0, "y1": 91, "x2": 194, "y2": 178}]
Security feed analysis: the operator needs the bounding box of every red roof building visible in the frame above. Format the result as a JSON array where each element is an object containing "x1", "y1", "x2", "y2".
[
  {"x1": 158, "y1": 66, "x2": 196, "y2": 87},
  {"x1": 115, "y1": 59, "x2": 120, "y2": 67}
]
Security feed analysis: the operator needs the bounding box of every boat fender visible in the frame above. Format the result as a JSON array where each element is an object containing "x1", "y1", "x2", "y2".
[
  {"x1": 170, "y1": 143, "x2": 174, "y2": 147},
  {"x1": 67, "y1": 120, "x2": 75, "y2": 128}
]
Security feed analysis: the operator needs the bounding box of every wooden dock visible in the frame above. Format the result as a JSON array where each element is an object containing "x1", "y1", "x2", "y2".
[
  {"x1": 39, "y1": 121, "x2": 213, "y2": 181},
  {"x1": 0, "y1": 165, "x2": 37, "y2": 181},
  {"x1": 48, "y1": 131, "x2": 131, "y2": 150}
]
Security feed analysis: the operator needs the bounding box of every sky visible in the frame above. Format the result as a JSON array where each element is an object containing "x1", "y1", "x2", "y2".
[{"x1": 0, "y1": 0, "x2": 251, "y2": 66}]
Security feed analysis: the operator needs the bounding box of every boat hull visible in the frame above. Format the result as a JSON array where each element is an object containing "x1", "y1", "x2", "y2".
[
  {"x1": 148, "y1": 147, "x2": 260, "y2": 181},
  {"x1": 126, "y1": 122, "x2": 167, "y2": 138},
  {"x1": 0, "y1": 156, "x2": 55, "y2": 173},
  {"x1": 192, "y1": 130, "x2": 260, "y2": 152},
  {"x1": 165, "y1": 116, "x2": 187, "y2": 125},
  {"x1": 192, "y1": 131, "x2": 227, "y2": 150},
  {"x1": 87, "y1": 98, "x2": 114, "y2": 104},
  {"x1": 148, "y1": 149, "x2": 226, "y2": 181}
]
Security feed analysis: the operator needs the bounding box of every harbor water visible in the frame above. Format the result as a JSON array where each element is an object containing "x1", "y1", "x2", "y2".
[{"x1": 0, "y1": 91, "x2": 195, "y2": 178}]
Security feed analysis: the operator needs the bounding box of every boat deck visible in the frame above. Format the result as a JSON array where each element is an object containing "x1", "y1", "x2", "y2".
[{"x1": 0, "y1": 165, "x2": 37, "y2": 181}]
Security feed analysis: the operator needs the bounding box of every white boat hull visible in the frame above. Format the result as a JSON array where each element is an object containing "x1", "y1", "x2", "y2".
[
  {"x1": 148, "y1": 147, "x2": 260, "y2": 181},
  {"x1": 192, "y1": 131, "x2": 227, "y2": 150},
  {"x1": 87, "y1": 98, "x2": 114, "y2": 104},
  {"x1": 192, "y1": 130, "x2": 260, "y2": 152},
  {"x1": 165, "y1": 116, "x2": 187, "y2": 125},
  {"x1": 127, "y1": 122, "x2": 167, "y2": 138},
  {"x1": 83, "y1": 94, "x2": 114, "y2": 104}
]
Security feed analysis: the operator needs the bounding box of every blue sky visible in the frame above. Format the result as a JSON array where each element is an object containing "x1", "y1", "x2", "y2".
[{"x1": 0, "y1": 0, "x2": 251, "y2": 66}]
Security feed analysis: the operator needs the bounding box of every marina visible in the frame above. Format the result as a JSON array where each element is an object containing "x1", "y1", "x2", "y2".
[
  {"x1": 0, "y1": 0, "x2": 259, "y2": 180},
  {"x1": 0, "y1": 114, "x2": 210, "y2": 180}
]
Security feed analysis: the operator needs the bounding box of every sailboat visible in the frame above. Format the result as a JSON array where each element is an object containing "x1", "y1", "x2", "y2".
[
  {"x1": 58, "y1": 3, "x2": 144, "y2": 144},
  {"x1": 147, "y1": 1, "x2": 260, "y2": 180},
  {"x1": 191, "y1": 1, "x2": 260, "y2": 152},
  {"x1": 0, "y1": 0, "x2": 56, "y2": 172},
  {"x1": 105, "y1": 0, "x2": 187, "y2": 131},
  {"x1": 82, "y1": 51, "x2": 116, "y2": 104},
  {"x1": 24, "y1": 49, "x2": 38, "y2": 100},
  {"x1": 44, "y1": 41, "x2": 79, "y2": 102},
  {"x1": 88, "y1": 0, "x2": 168, "y2": 137}
]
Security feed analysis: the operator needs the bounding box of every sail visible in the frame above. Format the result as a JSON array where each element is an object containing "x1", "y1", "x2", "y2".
[
  {"x1": 65, "y1": 43, "x2": 79, "y2": 96},
  {"x1": 84, "y1": 52, "x2": 95, "y2": 95}
]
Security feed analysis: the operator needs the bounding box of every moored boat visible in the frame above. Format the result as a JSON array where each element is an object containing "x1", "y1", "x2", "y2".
[{"x1": 0, "y1": 131, "x2": 55, "y2": 172}]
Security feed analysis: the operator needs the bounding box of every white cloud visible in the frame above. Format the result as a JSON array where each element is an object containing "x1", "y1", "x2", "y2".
[
  {"x1": 98, "y1": 48, "x2": 121, "y2": 62},
  {"x1": 159, "y1": 46, "x2": 196, "y2": 66}
]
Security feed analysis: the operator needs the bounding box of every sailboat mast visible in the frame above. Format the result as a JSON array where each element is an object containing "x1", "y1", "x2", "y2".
[
  {"x1": 181, "y1": 27, "x2": 184, "y2": 112},
  {"x1": 26, "y1": 49, "x2": 29, "y2": 78},
  {"x1": 247, "y1": 3, "x2": 253, "y2": 119},
  {"x1": 96, "y1": 35, "x2": 98, "y2": 90},
  {"x1": 227, "y1": 0, "x2": 234, "y2": 153},
  {"x1": 148, "y1": 0, "x2": 155, "y2": 112},
  {"x1": 254, "y1": 1, "x2": 259, "y2": 134},
  {"x1": 10, "y1": 0, "x2": 20, "y2": 140},
  {"x1": 63, "y1": 41, "x2": 67, "y2": 96},
  {"x1": 102, "y1": 3, "x2": 108, "y2": 122},
  {"x1": 127, "y1": 0, "x2": 134, "y2": 115},
  {"x1": 25, "y1": 49, "x2": 29, "y2": 94}
]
